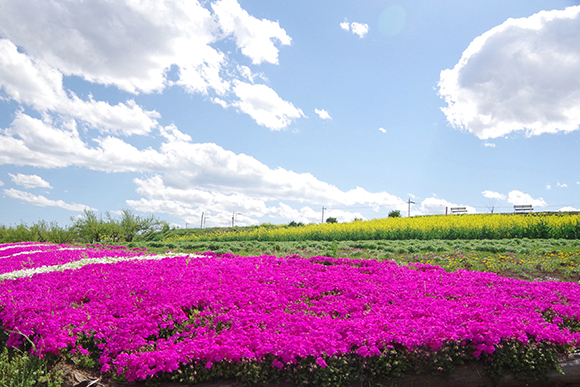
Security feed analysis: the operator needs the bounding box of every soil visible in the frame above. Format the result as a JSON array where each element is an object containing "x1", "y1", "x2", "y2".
[{"x1": 54, "y1": 356, "x2": 580, "y2": 387}]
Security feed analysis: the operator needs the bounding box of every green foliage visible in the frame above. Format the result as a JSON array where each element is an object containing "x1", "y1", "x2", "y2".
[
  {"x1": 388, "y1": 210, "x2": 402, "y2": 218},
  {"x1": 165, "y1": 340, "x2": 563, "y2": 387},
  {"x1": 70, "y1": 209, "x2": 160, "y2": 243},
  {"x1": 0, "y1": 330, "x2": 62, "y2": 387},
  {"x1": 482, "y1": 339, "x2": 564, "y2": 383},
  {"x1": 326, "y1": 217, "x2": 338, "y2": 224},
  {"x1": 119, "y1": 209, "x2": 160, "y2": 242},
  {"x1": 0, "y1": 221, "x2": 74, "y2": 244},
  {"x1": 0, "y1": 347, "x2": 62, "y2": 387}
]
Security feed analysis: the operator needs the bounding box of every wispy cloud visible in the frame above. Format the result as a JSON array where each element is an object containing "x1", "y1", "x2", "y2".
[
  {"x1": 9, "y1": 173, "x2": 52, "y2": 189},
  {"x1": 4, "y1": 189, "x2": 95, "y2": 212}
]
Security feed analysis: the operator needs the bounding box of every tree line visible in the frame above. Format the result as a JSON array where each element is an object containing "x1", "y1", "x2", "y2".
[{"x1": 0, "y1": 209, "x2": 163, "y2": 244}]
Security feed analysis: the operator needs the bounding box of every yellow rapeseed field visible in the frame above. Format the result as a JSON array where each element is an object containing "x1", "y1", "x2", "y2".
[{"x1": 165, "y1": 213, "x2": 580, "y2": 242}]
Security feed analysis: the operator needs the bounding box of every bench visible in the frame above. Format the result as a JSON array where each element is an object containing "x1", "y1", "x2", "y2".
[
  {"x1": 450, "y1": 207, "x2": 467, "y2": 214},
  {"x1": 514, "y1": 204, "x2": 533, "y2": 213}
]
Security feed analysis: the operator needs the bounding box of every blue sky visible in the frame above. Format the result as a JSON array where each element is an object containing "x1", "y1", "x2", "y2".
[{"x1": 1, "y1": 0, "x2": 580, "y2": 228}]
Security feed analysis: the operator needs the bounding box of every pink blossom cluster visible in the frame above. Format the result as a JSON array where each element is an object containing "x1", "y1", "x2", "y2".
[
  {"x1": 1, "y1": 247, "x2": 580, "y2": 382},
  {"x1": 0, "y1": 242, "x2": 146, "y2": 274}
]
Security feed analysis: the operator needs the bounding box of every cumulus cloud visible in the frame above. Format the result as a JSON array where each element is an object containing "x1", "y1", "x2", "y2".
[
  {"x1": 507, "y1": 190, "x2": 546, "y2": 207},
  {"x1": 0, "y1": 0, "x2": 300, "y2": 131},
  {"x1": 9, "y1": 173, "x2": 52, "y2": 189},
  {"x1": 0, "y1": 114, "x2": 407, "y2": 224},
  {"x1": 482, "y1": 190, "x2": 506, "y2": 200},
  {"x1": 351, "y1": 23, "x2": 369, "y2": 38},
  {"x1": 315, "y1": 108, "x2": 331, "y2": 120},
  {"x1": 0, "y1": 0, "x2": 220, "y2": 94},
  {"x1": 340, "y1": 19, "x2": 369, "y2": 38},
  {"x1": 212, "y1": 0, "x2": 291, "y2": 65},
  {"x1": 3, "y1": 188, "x2": 95, "y2": 212},
  {"x1": 439, "y1": 6, "x2": 580, "y2": 139},
  {"x1": 0, "y1": 39, "x2": 160, "y2": 136},
  {"x1": 378, "y1": 127, "x2": 387, "y2": 133},
  {"x1": 559, "y1": 206, "x2": 579, "y2": 211}
]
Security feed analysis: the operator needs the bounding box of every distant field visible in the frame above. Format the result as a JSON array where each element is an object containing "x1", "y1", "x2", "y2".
[{"x1": 163, "y1": 213, "x2": 580, "y2": 242}]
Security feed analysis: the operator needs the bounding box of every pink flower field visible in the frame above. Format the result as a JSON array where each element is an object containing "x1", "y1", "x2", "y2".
[{"x1": 1, "y1": 242, "x2": 580, "y2": 382}]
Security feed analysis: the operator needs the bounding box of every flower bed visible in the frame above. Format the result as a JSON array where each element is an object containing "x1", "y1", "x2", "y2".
[
  {"x1": 1, "y1": 244, "x2": 580, "y2": 384},
  {"x1": 0, "y1": 243, "x2": 146, "y2": 275}
]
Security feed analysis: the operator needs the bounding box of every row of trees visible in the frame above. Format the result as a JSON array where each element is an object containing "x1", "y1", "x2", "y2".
[{"x1": 0, "y1": 209, "x2": 163, "y2": 244}]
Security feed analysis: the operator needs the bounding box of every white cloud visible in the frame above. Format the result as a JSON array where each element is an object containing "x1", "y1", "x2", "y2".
[
  {"x1": 546, "y1": 184, "x2": 552, "y2": 190},
  {"x1": 231, "y1": 81, "x2": 304, "y2": 130},
  {"x1": 0, "y1": 114, "x2": 408, "y2": 224},
  {"x1": 559, "y1": 206, "x2": 579, "y2": 212},
  {"x1": 212, "y1": 0, "x2": 291, "y2": 65},
  {"x1": 340, "y1": 19, "x2": 369, "y2": 38},
  {"x1": 439, "y1": 6, "x2": 580, "y2": 139},
  {"x1": 507, "y1": 190, "x2": 546, "y2": 207},
  {"x1": 482, "y1": 190, "x2": 506, "y2": 200},
  {"x1": 0, "y1": 0, "x2": 300, "y2": 131},
  {"x1": 378, "y1": 127, "x2": 387, "y2": 133},
  {"x1": 351, "y1": 22, "x2": 369, "y2": 38},
  {"x1": 3, "y1": 188, "x2": 95, "y2": 212},
  {"x1": 419, "y1": 197, "x2": 476, "y2": 215},
  {"x1": 9, "y1": 173, "x2": 52, "y2": 189},
  {"x1": 0, "y1": 39, "x2": 160, "y2": 136},
  {"x1": 0, "y1": 180, "x2": 3, "y2": 186},
  {"x1": 0, "y1": 0, "x2": 222, "y2": 94},
  {"x1": 315, "y1": 108, "x2": 331, "y2": 120},
  {"x1": 557, "y1": 182, "x2": 568, "y2": 188},
  {"x1": 483, "y1": 142, "x2": 495, "y2": 147}
]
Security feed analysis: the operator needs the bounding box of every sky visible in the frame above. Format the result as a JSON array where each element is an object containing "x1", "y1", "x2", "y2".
[{"x1": 1, "y1": 0, "x2": 580, "y2": 228}]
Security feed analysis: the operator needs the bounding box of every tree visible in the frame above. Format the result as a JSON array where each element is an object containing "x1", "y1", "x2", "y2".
[
  {"x1": 71, "y1": 209, "x2": 105, "y2": 243},
  {"x1": 483, "y1": 198, "x2": 498, "y2": 214},
  {"x1": 326, "y1": 217, "x2": 338, "y2": 224},
  {"x1": 119, "y1": 209, "x2": 160, "y2": 242},
  {"x1": 388, "y1": 210, "x2": 401, "y2": 218},
  {"x1": 71, "y1": 209, "x2": 159, "y2": 243}
]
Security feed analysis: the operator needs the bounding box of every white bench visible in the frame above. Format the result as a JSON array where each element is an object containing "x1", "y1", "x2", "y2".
[
  {"x1": 514, "y1": 204, "x2": 533, "y2": 213},
  {"x1": 450, "y1": 207, "x2": 467, "y2": 214}
]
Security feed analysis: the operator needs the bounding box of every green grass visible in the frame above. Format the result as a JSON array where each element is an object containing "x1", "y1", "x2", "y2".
[{"x1": 0, "y1": 347, "x2": 62, "y2": 387}]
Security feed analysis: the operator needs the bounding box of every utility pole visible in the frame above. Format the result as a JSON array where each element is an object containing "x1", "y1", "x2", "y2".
[
  {"x1": 321, "y1": 206, "x2": 327, "y2": 224},
  {"x1": 407, "y1": 198, "x2": 415, "y2": 217},
  {"x1": 200, "y1": 212, "x2": 204, "y2": 228},
  {"x1": 232, "y1": 212, "x2": 241, "y2": 227}
]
